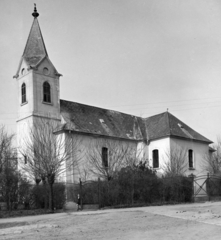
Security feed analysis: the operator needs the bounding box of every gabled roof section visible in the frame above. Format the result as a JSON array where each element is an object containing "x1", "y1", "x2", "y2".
[
  {"x1": 59, "y1": 100, "x2": 144, "y2": 141},
  {"x1": 22, "y1": 17, "x2": 48, "y2": 66},
  {"x1": 58, "y1": 100, "x2": 212, "y2": 144},
  {"x1": 144, "y1": 112, "x2": 212, "y2": 143}
]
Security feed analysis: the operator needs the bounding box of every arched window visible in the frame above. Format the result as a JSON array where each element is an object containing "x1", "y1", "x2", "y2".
[
  {"x1": 152, "y1": 149, "x2": 159, "y2": 168},
  {"x1": 21, "y1": 83, "x2": 26, "y2": 103},
  {"x1": 188, "y1": 149, "x2": 194, "y2": 168},
  {"x1": 43, "y1": 81, "x2": 51, "y2": 103}
]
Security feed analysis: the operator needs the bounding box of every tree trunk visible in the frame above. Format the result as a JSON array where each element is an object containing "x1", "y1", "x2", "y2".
[
  {"x1": 42, "y1": 178, "x2": 48, "y2": 210},
  {"x1": 47, "y1": 173, "x2": 55, "y2": 212},
  {"x1": 48, "y1": 183, "x2": 54, "y2": 212},
  {"x1": 131, "y1": 173, "x2": 134, "y2": 205}
]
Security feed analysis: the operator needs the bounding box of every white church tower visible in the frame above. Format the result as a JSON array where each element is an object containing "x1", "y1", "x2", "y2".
[{"x1": 14, "y1": 5, "x2": 62, "y2": 152}]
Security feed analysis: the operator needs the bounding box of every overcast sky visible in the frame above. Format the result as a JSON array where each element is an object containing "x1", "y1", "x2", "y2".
[{"x1": 1, "y1": 0, "x2": 221, "y2": 143}]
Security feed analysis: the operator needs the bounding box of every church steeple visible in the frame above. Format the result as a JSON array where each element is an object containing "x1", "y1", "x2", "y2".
[
  {"x1": 14, "y1": 5, "x2": 61, "y2": 78},
  {"x1": 15, "y1": 5, "x2": 61, "y2": 128},
  {"x1": 22, "y1": 4, "x2": 48, "y2": 68}
]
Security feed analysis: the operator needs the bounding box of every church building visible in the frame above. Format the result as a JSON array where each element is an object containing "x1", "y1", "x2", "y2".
[{"x1": 14, "y1": 6, "x2": 213, "y2": 190}]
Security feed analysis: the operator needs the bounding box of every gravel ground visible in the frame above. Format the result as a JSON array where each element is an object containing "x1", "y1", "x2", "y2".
[{"x1": 1, "y1": 202, "x2": 221, "y2": 240}]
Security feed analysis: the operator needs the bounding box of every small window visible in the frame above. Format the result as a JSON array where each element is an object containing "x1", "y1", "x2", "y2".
[
  {"x1": 24, "y1": 155, "x2": 27, "y2": 164},
  {"x1": 189, "y1": 149, "x2": 194, "y2": 169},
  {"x1": 43, "y1": 81, "x2": 51, "y2": 103},
  {"x1": 102, "y1": 147, "x2": 108, "y2": 168},
  {"x1": 21, "y1": 83, "x2": 26, "y2": 103},
  {"x1": 153, "y1": 149, "x2": 159, "y2": 168}
]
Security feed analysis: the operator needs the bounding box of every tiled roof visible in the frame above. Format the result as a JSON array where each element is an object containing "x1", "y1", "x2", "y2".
[
  {"x1": 22, "y1": 18, "x2": 48, "y2": 66},
  {"x1": 144, "y1": 112, "x2": 212, "y2": 143},
  {"x1": 60, "y1": 100, "x2": 144, "y2": 140},
  {"x1": 59, "y1": 99, "x2": 212, "y2": 144}
]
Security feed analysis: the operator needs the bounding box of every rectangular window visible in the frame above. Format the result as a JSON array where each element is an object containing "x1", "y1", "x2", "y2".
[
  {"x1": 189, "y1": 150, "x2": 194, "y2": 168},
  {"x1": 24, "y1": 155, "x2": 27, "y2": 165},
  {"x1": 153, "y1": 149, "x2": 159, "y2": 168},
  {"x1": 102, "y1": 147, "x2": 108, "y2": 168}
]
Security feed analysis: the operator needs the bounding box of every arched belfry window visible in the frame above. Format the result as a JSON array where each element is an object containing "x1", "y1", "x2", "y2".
[
  {"x1": 43, "y1": 81, "x2": 51, "y2": 103},
  {"x1": 21, "y1": 83, "x2": 26, "y2": 103},
  {"x1": 152, "y1": 149, "x2": 159, "y2": 168}
]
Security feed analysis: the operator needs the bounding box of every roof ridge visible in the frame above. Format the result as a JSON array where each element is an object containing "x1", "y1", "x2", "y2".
[
  {"x1": 166, "y1": 111, "x2": 172, "y2": 135},
  {"x1": 144, "y1": 111, "x2": 168, "y2": 120}
]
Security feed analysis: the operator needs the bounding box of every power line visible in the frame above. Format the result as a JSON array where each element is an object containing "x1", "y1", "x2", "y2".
[{"x1": 105, "y1": 96, "x2": 221, "y2": 108}]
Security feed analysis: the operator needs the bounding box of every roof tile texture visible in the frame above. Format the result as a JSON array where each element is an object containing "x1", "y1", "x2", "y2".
[{"x1": 60, "y1": 99, "x2": 212, "y2": 144}]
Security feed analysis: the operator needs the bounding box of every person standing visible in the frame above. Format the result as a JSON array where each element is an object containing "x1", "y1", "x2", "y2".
[{"x1": 77, "y1": 194, "x2": 81, "y2": 211}]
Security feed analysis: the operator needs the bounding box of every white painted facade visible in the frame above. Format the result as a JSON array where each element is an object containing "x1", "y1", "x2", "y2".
[{"x1": 147, "y1": 136, "x2": 210, "y2": 176}]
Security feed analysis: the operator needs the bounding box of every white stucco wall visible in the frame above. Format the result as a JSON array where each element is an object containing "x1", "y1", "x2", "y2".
[
  {"x1": 148, "y1": 136, "x2": 210, "y2": 177},
  {"x1": 62, "y1": 133, "x2": 140, "y2": 184},
  {"x1": 148, "y1": 137, "x2": 170, "y2": 173},
  {"x1": 148, "y1": 137, "x2": 210, "y2": 197},
  {"x1": 170, "y1": 138, "x2": 209, "y2": 176},
  {"x1": 16, "y1": 59, "x2": 61, "y2": 181},
  {"x1": 17, "y1": 59, "x2": 60, "y2": 122}
]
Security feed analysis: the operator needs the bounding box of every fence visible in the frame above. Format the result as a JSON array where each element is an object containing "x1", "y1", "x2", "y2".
[
  {"x1": 2, "y1": 173, "x2": 220, "y2": 211},
  {"x1": 192, "y1": 173, "x2": 221, "y2": 201},
  {"x1": 66, "y1": 175, "x2": 194, "y2": 209}
]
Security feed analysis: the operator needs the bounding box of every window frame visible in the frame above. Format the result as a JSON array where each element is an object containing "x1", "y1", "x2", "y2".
[
  {"x1": 43, "y1": 81, "x2": 51, "y2": 103},
  {"x1": 152, "y1": 149, "x2": 159, "y2": 169},
  {"x1": 188, "y1": 149, "x2": 194, "y2": 169},
  {"x1": 102, "y1": 147, "x2": 108, "y2": 168},
  {"x1": 21, "y1": 83, "x2": 27, "y2": 104}
]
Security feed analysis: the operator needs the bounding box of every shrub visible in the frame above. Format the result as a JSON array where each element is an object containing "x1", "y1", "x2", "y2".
[
  {"x1": 31, "y1": 183, "x2": 66, "y2": 210},
  {"x1": 53, "y1": 183, "x2": 66, "y2": 209},
  {"x1": 161, "y1": 176, "x2": 193, "y2": 203},
  {"x1": 70, "y1": 163, "x2": 193, "y2": 208},
  {"x1": 206, "y1": 177, "x2": 221, "y2": 197}
]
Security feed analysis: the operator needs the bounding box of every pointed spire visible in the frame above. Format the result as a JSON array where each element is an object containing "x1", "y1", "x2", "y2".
[
  {"x1": 14, "y1": 5, "x2": 62, "y2": 78},
  {"x1": 22, "y1": 7, "x2": 48, "y2": 66},
  {"x1": 32, "y1": 3, "x2": 39, "y2": 18}
]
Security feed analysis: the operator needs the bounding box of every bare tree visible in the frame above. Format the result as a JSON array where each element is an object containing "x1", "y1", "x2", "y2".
[
  {"x1": 0, "y1": 126, "x2": 16, "y2": 171},
  {"x1": 87, "y1": 139, "x2": 137, "y2": 181},
  {"x1": 0, "y1": 126, "x2": 18, "y2": 210},
  {"x1": 19, "y1": 118, "x2": 81, "y2": 212},
  {"x1": 162, "y1": 147, "x2": 188, "y2": 177},
  {"x1": 202, "y1": 138, "x2": 221, "y2": 175}
]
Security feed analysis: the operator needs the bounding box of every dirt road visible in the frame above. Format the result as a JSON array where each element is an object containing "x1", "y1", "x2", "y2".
[{"x1": 1, "y1": 202, "x2": 221, "y2": 239}]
